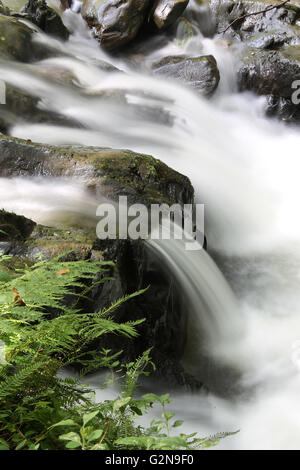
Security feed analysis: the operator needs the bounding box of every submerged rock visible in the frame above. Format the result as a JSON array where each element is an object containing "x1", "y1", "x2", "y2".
[
  {"x1": 81, "y1": 0, "x2": 150, "y2": 50},
  {"x1": 238, "y1": 46, "x2": 300, "y2": 121},
  {"x1": 151, "y1": 0, "x2": 189, "y2": 30},
  {"x1": 0, "y1": 84, "x2": 76, "y2": 134},
  {"x1": 24, "y1": 0, "x2": 69, "y2": 40},
  {"x1": 152, "y1": 54, "x2": 220, "y2": 96}
]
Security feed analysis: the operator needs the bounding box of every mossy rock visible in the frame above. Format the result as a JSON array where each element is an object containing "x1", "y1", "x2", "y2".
[
  {"x1": 0, "y1": 14, "x2": 56, "y2": 62},
  {"x1": 0, "y1": 135, "x2": 194, "y2": 206},
  {"x1": 0, "y1": 209, "x2": 36, "y2": 241},
  {"x1": 22, "y1": 224, "x2": 102, "y2": 262}
]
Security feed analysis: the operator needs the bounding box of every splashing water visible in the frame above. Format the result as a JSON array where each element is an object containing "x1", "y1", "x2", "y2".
[{"x1": 1, "y1": 9, "x2": 300, "y2": 449}]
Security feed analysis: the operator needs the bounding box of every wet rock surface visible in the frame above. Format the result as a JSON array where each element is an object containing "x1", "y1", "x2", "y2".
[
  {"x1": 203, "y1": 0, "x2": 300, "y2": 122},
  {"x1": 152, "y1": 0, "x2": 190, "y2": 30},
  {"x1": 152, "y1": 54, "x2": 220, "y2": 96},
  {"x1": 0, "y1": 135, "x2": 194, "y2": 206},
  {"x1": 81, "y1": 0, "x2": 151, "y2": 50},
  {"x1": 0, "y1": 13, "x2": 63, "y2": 62},
  {"x1": 238, "y1": 46, "x2": 300, "y2": 121},
  {"x1": 211, "y1": 0, "x2": 300, "y2": 41},
  {"x1": 24, "y1": 0, "x2": 70, "y2": 40}
]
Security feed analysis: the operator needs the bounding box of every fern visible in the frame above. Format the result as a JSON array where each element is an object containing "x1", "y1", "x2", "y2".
[{"x1": 0, "y1": 254, "x2": 233, "y2": 450}]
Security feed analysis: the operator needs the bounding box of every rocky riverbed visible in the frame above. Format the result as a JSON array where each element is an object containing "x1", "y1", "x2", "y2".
[{"x1": 1, "y1": 0, "x2": 300, "y2": 393}]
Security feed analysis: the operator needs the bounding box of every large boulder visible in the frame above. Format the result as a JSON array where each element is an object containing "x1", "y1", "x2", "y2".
[
  {"x1": 152, "y1": 54, "x2": 220, "y2": 96},
  {"x1": 81, "y1": 0, "x2": 150, "y2": 50},
  {"x1": 151, "y1": 0, "x2": 190, "y2": 30},
  {"x1": 0, "y1": 135, "x2": 193, "y2": 205},
  {"x1": 238, "y1": 45, "x2": 300, "y2": 121}
]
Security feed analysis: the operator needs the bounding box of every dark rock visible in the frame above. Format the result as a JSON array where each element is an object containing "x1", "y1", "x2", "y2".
[
  {"x1": 81, "y1": 0, "x2": 150, "y2": 50},
  {"x1": 0, "y1": 135, "x2": 194, "y2": 206},
  {"x1": 92, "y1": 238, "x2": 202, "y2": 388},
  {"x1": 211, "y1": 0, "x2": 300, "y2": 43},
  {"x1": 151, "y1": 0, "x2": 189, "y2": 30},
  {"x1": 0, "y1": 209, "x2": 36, "y2": 242},
  {"x1": 238, "y1": 46, "x2": 300, "y2": 121},
  {"x1": 152, "y1": 54, "x2": 220, "y2": 96},
  {"x1": 24, "y1": 0, "x2": 69, "y2": 40}
]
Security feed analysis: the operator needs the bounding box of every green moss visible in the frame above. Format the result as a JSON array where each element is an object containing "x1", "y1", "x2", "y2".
[
  {"x1": 0, "y1": 135, "x2": 194, "y2": 207},
  {"x1": 23, "y1": 224, "x2": 100, "y2": 261}
]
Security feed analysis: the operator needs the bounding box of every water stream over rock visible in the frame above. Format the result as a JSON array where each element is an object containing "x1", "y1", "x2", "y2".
[{"x1": 1, "y1": 2, "x2": 300, "y2": 449}]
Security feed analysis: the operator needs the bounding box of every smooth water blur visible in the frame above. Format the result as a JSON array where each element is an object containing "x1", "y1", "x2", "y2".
[{"x1": 1, "y1": 9, "x2": 300, "y2": 449}]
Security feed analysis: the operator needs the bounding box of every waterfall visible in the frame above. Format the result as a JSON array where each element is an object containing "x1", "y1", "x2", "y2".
[{"x1": 2, "y1": 8, "x2": 300, "y2": 449}]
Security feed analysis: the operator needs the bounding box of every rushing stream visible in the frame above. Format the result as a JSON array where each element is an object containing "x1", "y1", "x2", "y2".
[{"x1": 2, "y1": 6, "x2": 300, "y2": 449}]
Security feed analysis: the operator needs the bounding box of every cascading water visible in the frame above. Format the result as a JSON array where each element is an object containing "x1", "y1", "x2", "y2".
[{"x1": 2, "y1": 7, "x2": 300, "y2": 449}]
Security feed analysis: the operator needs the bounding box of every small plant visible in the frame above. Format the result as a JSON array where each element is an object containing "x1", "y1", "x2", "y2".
[{"x1": 0, "y1": 254, "x2": 235, "y2": 450}]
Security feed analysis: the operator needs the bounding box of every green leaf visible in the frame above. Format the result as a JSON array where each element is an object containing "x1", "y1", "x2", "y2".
[
  {"x1": 0, "y1": 438, "x2": 9, "y2": 450},
  {"x1": 88, "y1": 429, "x2": 103, "y2": 442},
  {"x1": 172, "y1": 420, "x2": 184, "y2": 428},
  {"x1": 113, "y1": 397, "x2": 131, "y2": 412},
  {"x1": 162, "y1": 412, "x2": 174, "y2": 421},
  {"x1": 15, "y1": 439, "x2": 27, "y2": 450},
  {"x1": 59, "y1": 432, "x2": 81, "y2": 444},
  {"x1": 65, "y1": 441, "x2": 82, "y2": 449},
  {"x1": 50, "y1": 419, "x2": 78, "y2": 429},
  {"x1": 82, "y1": 411, "x2": 99, "y2": 427},
  {"x1": 160, "y1": 393, "x2": 171, "y2": 403},
  {"x1": 142, "y1": 393, "x2": 161, "y2": 403},
  {"x1": 115, "y1": 436, "x2": 155, "y2": 449}
]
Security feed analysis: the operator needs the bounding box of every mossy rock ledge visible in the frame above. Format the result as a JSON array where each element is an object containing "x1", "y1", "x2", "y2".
[
  {"x1": 0, "y1": 134, "x2": 194, "y2": 206},
  {"x1": 0, "y1": 136, "x2": 200, "y2": 389}
]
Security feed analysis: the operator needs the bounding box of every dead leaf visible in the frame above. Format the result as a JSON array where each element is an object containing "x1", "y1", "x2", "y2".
[
  {"x1": 56, "y1": 269, "x2": 70, "y2": 276},
  {"x1": 12, "y1": 288, "x2": 25, "y2": 306}
]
